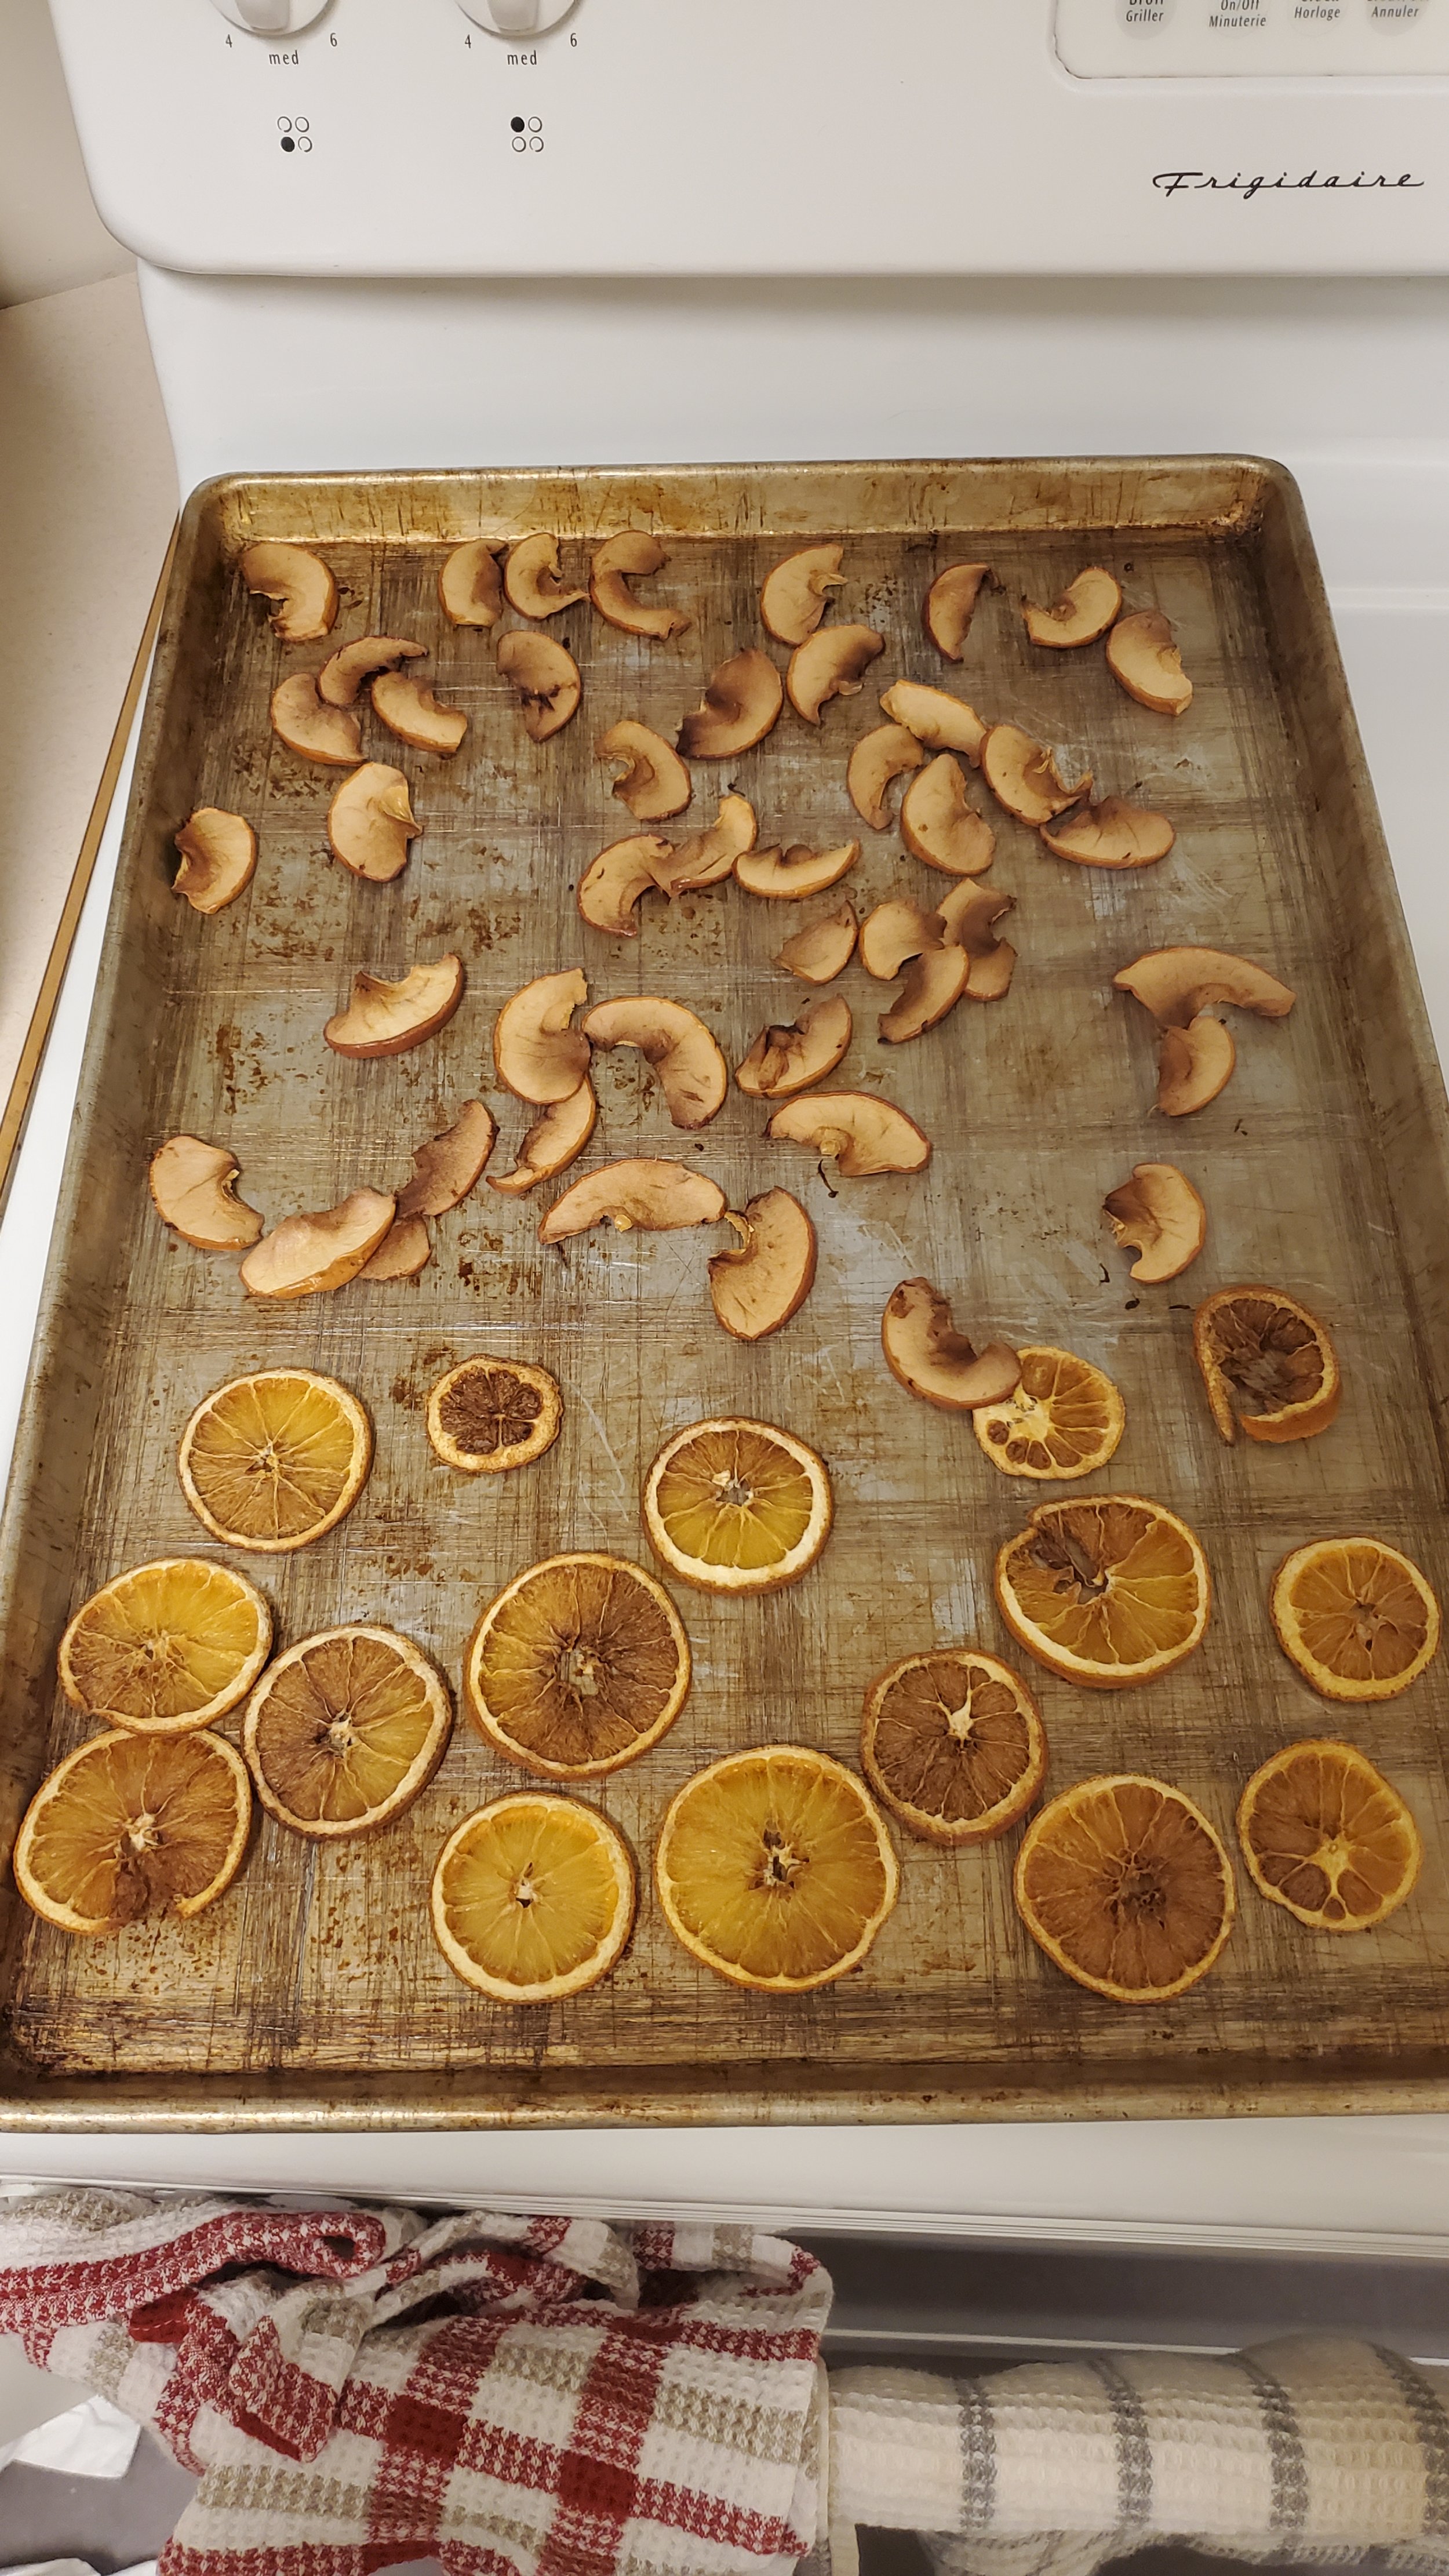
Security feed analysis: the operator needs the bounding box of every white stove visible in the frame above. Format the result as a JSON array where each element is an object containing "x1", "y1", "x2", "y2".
[{"x1": 6, "y1": 0, "x2": 1449, "y2": 2252}]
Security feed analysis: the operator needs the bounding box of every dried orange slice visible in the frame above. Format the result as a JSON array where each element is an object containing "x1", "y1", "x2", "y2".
[
  {"x1": 1270, "y1": 1537, "x2": 1440, "y2": 1702},
  {"x1": 465, "y1": 1552, "x2": 690, "y2": 1779},
  {"x1": 179, "y1": 1369, "x2": 372, "y2": 1553},
  {"x1": 861, "y1": 1649, "x2": 1046, "y2": 1845},
  {"x1": 425, "y1": 1356, "x2": 562, "y2": 1475},
  {"x1": 996, "y1": 1494, "x2": 1210, "y2": 1689},
  {"x1": 243, "y1": 1625, "x2": 452, "y2": 1839},
  {"x1": 972, "y1": 1347, "x2": 1125, "y2": 1480},
  {"x1": 13, "y1": 1728, "x2": 251, "y2": 1935},
  {"x1": 58, "y1": 1558, "x2": 272, "y2": 1735},
  {"x1": 432, "y1": 1793, "x2": 636, "y2": 2003},
  {"x1": 1193, "y1": 1286, "x2": 1340, "y2": 1445},
  {"x1": 1014, "y1": 1774, "x2": 1235, "y2": 2002},
  {"x1": 1237, "y1": 1740, "x2": 1422, "y2": 1931},
  {"x1": 642, "y1": 1417, "x2": 832, "y2": 1596},
  {"x1": 655, "y1": 1746, "x2": 898, "y2": 1992}
]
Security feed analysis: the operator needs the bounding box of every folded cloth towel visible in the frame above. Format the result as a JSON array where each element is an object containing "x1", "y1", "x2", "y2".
[
  {"x1": 829, "y1": 2341, "x2": 1449, "y2": 2576},
  {"x1": 0, "y1": 2190, "x2": 832, "y2": 2576}
]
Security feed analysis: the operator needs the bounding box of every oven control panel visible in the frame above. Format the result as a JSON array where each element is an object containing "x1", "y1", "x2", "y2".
[{"x1": 46, "y1": 0, "x2": 1449, "y2": 275}]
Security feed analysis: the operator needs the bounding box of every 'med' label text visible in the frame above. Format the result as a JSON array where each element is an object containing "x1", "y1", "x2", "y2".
[{"x1": 1155, "y1": 168, "x2": 1425, "y2": 201}]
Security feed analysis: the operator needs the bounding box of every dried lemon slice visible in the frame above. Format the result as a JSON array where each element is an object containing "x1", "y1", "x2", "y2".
[
  {"x1": 656, "y1": 1747, "x2": 898, "y2": 1992},
  {"x1": 179, "y1": 1369, "x2": 372, "y2": 1553},
  {"x1": 1270, "y1": 1537, "x2": 1440, "y2": 1703},
  {"x1": 1237, "y1": 1740, "x2": 1422, "y2": 1931},
  {"x1": 243, "y1": 1625, "x2": 452, "y2": 1839},
  {"x1": 1193, "y1": 1286, "x2": 1340, "y2": 1445},
  {"x1": 861, "y1": 1648, "x2": 1046, "y2": 1845},
  {"x1": 58, "y1": 1558, "x2": 272, "y2": 1735},
  {"x1": 973, "y1": 1347, "x2": 1124, "y2": 1480},
  {"x1": 995, "y1": 1494, "x2": 1210, "y2": 1689},
  {"x1": 1014, "y1": 1774, "x2": 1235, "y2": 2003},
  {"x1": 425, "y1": 1356, "x2": 562, "y2": 1475},
  {"x1": 432, "y1": 1793, "x2": 636, "y2": 2003},
  {"x1": 642, "y1": 1417, "x2": 832, "y2": 1596},
  {"x1": 13, "y1": 1729, "x2": 251, "y2": 1935},
  {"x1": 465, "y1": 1552, "x2": 690, "y2": 1780}
]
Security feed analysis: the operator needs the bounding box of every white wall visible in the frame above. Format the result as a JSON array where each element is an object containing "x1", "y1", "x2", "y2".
[{"x1": 0, "y1": 0, "x2": 132, "y2": 305}]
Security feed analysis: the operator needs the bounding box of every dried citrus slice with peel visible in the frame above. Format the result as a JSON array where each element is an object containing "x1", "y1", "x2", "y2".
[
  {"x1": 465, "y1": 1552, "x2": 690, "y2": 1779},
  {"x1": 243, "y1": 1625, "x2": 452, "y2": 1839},
  {"x1": 179, "y1": 1369, "x2": 372, "y2": 1553},
  {"x1": 1237, "y1": 1740, "x2": 1422, "y2": 1931},
  {"x1": 425, "y1": 1356, "x2": 563, "y2": 1475},
  {"x1": 1014, "y1": 1774, "x2": 1235, "y2": 2002},
  {"x1": 642, "y1": 1417, "x2": 832, "y2": 1595},
  {"x1": 1270, "y1": 1537, "x2": 1440, "y2": 1702},
  {"x1": 1193, "y1": 1286, "x2": 1340, "y2": 1445},
  {"x1": 432, "y1": 1793, "x2": 636, "y2": 2003},
  {"x1": 13, "y1": 1728, "x2": 251, "y2": 1935},
  {"x1": 58, "y1": 1558, "x2": 272, "y2": 1735},
  {"x1": 656, "y1": 1747, "x2": 899, "y2": 1993},
  {"x1": 973, "y1": 1346, "x2": 1125, "y2": 1480},
  {"x1": 996, "y1": 1494, "x2": 1210, "y2": 1689},
  {"x1": 861, "y1": 1649, "x2": 1046, "y2": 1845}
]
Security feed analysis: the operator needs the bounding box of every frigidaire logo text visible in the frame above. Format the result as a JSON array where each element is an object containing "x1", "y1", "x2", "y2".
[{"x1": 1154, "y1": 168, "x2": 1425, "y2": 200}]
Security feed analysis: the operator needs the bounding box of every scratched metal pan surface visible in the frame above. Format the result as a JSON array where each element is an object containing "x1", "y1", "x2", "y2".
[{"x1": 2, "y1": 459, "x2": 1448, "y2": 2132}]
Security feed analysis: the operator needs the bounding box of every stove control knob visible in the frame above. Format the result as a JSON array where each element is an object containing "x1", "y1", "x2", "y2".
[
  {"x1": 456, "y1": 0, "x2": 579, "y2": 32},
  {"x1": 209, "y1": 0, "x2": 333, "y2": 30}
]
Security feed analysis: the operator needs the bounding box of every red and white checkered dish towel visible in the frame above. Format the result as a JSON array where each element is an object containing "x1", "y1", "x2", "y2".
[{"x1": 0, "y1": 2189, "x2": 833, "y2": 2576}]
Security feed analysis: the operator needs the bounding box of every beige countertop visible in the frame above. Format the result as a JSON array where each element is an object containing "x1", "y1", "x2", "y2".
[{"x1": 0, "y1": 271, "x2": 177, "y2": 1136}]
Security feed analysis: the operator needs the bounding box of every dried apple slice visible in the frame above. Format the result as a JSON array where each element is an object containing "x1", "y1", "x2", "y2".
[
  {"x1": 590, "y1": 533, "x2": 690, "y2": 640},
  {"x1": 271, "y1": 675, "x2": 362, "y2": 766},
  {"x1": 760, "y1": 544, "x2": 845, "y2": 646},
  {"x1": 934, "y1": 883, "x2": 1018, "y2": 1002},
  {"x1": 173, "y1": 809, "x2": 257, "y2": 916},
  {"x1": 596, "y1": 719, "x2": 691, "y2": 821},
  {"x1": 319, "y1": 635, "x2": 425, "y2": 707},
  {"x1": 777, "y1": 901, "x2": 858, "y2": 983},
  {"x1": 504, "y1": 533, "x2": 587, "y2": 618},
  {"x1": 327, "y1": 764, "x2": 421, "y2": 883},
  {"x1": 879, "y1": 680, "x2": 988, "y2": 766},
  {"x1": 1041, "y1": 796, "x2": 1174, "y2": 869},
  {"x1": 1022, "y1": 566, "x2": 1122, "y2": 649},
  {"x1": 847, "y1": 723, "x2": 926, "y2": 831},
  {"x1": 489, "y1": 1082, "x2": 598, "y2": 1198},
  {"x1": 241, "y1": 1188, "x2": 396, "y2": 1299},
  {"x1": 439, "y1": 540, "x2": 505, "y2": 628},
  {"x1": 767, "y1": 1091, "x2": 931, "y2": 1177},
  {"x1": 663, "y1": 794, "x2": 757, "y2": 893},
  {"x1": 396, "y1": 1100, "x2": 497, "y2": 1217},
  {"x1": 496, "y1": 632, "x2": 581, "y2": 742},
  {"x1": 980, "y1": 724, "x2": 1090, "y2": 825},
  {"x1": 1113, "y1": 948, "x2": 1296, "y2": 1027},
  {"x1": 880, "y1": 945, "x2": 971, "y2": 1044},
  {"x1": 859, "y1": 899, "x2": 940, "y2": 982},
  {"x1": 1104, "y1": 1163, "x2": 1207, "y2": 1283},
  {"x1": 786, "y1": 624, "x2": 884, "y2": 724},
  {"x1": 900, "y1": 755, "x2": 995, "y2": 877},
  {"x1": 1157, "y1": 1014, "x2": 1236, "y2": 1116},
  {"x1": 735, "y1": 996, "x2": 852, "y2": 1100},
  {"x1": 708, "y1": 1190, "x2": 818, "y2": 1340},
  {"x1": 734, "y1": 840, "x2": 858, "y2": 900},
  {"x1": 924, "y1": 562, "x2": 991, "y2": 661},
  {"x1": 358, "y1": 1217, "x2": 432, "y2": 1282},
  {"x1": 149, "y1": 1136, "x2": 263, "y2": 1251},
  {"x1": 676, "y1": 649, "x2": 783, "y2": 759},
  {"x1": 325, "y1": 955, "x2": 465, "y2": 1060},
  {"x1": 240, "y1": 541, "x2": 337, "y2": 643},
  {"x1": 372, "y1": 674, "x2": 468, "y2": 756},
  {"x1": 493, "y1": 967, "x2": 591, "y2": 1105},
  {"x1": 882, "y1": 1278, "x2": 1021, "y2": 1411},
  {"x1": 540, "y1": 1158, "x2": 727, "y2": 1245},
  {"x1": 1108, "y1": 609, "x2": 1193, "y2": 715},
  {"x1": 577, "y1": 834, "x2": 674, "y2": 936},
  {"x1": 581, "y1": 996, "x2": 728, "y2": 1130}
]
